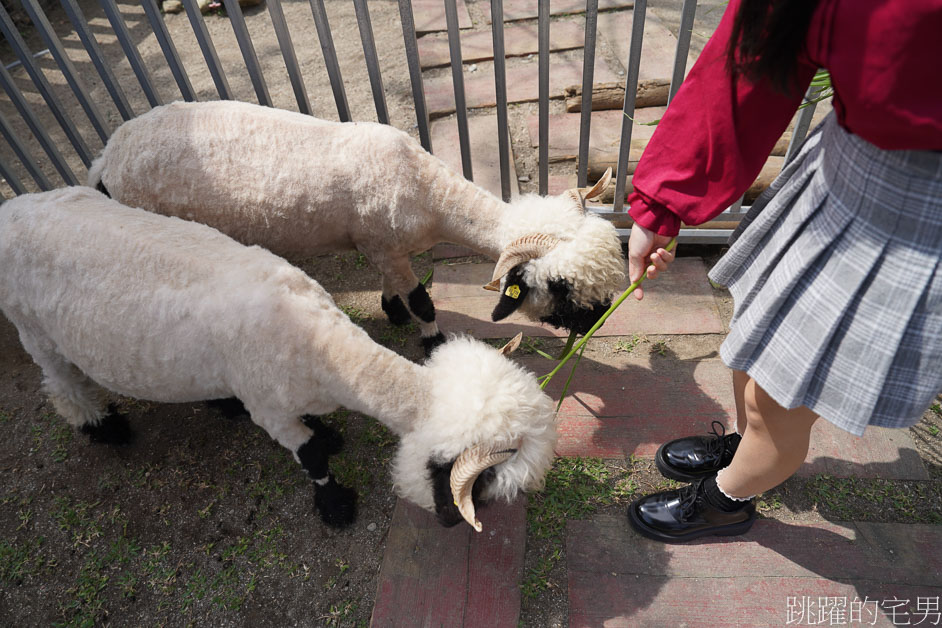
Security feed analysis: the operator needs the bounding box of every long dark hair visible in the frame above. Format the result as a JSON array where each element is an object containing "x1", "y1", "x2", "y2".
[{"x1": 727, "y1": 0, "x2": 822, "y2": 95}]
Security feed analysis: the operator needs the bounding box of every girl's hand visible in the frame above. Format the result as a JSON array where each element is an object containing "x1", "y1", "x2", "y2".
[{"x1": 627, "y1": 223, "x2": 676, "y2": 300}]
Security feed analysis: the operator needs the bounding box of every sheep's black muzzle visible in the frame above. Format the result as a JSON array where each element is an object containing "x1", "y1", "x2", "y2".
[
  {"x1": 540, "y1": 278, "x2": 611, "y2": 335},
  {"x1": 428, "y1": 459, "x2": 497, "y2": 527}
]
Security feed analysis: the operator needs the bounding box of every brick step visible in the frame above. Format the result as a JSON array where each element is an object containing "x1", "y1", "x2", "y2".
[
  {"x1": 371, "y1": 498, "x2": 526, "y2": 627},
  {"x1": 568, "y1": 515, "x2": 942, "y2": 626},
  {"x1": 430, "y1": 113, "x2": 518, "y2": 199},
  {"x1": 483, "y1": 0, "x2": 634, "y2": 23},
  {"x1": 418, "y1": 21, "x2": 585, "y2": 69},
  {"x1": 412, "y1": 0, "x2": 472, "y2": 34}
]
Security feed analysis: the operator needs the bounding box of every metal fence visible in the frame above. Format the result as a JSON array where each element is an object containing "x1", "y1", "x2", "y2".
[{"x1": 0, "y1": 0, "x2": 818, "y2": 243}]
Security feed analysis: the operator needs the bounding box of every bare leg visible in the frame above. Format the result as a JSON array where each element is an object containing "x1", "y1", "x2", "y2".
[
  {"x1": 718, "y1": 375, "x2": 819, "y2": 498},
  {"x1": 732, "y1": 369, "x2": 749, "y2": 435}
]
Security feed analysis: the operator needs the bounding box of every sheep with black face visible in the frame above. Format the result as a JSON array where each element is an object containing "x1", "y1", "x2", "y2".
[
  {"x1": 88, "y1": 100, "x2": 626, "y2": 355},
  {"x1": 0, "y1": 187, "x2": 558, "y2": 530}
]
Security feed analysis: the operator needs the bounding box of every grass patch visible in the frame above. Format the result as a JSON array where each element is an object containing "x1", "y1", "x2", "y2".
[
  {"x1": 613, "y1": 334, "x2": 647, "y2": 354},
  {"x1": 320, "y1": 599, "x2": 360, "y2": 627},
  {"x1": 800, "y1": 475, "x2": 942, "y2": 523},
  {"x1": 52, "y1": 498, "x2": 104, "y2": 548},
  {"x1": 379, "y1": 321, "x2": 417, "y2": 347},
  {"x1": 59, "y1": 552, "x2": 110, "y2": 627},
  {"x1": 339, "y1": 305, "x2": 370, "y2": 326},
  {"x1": 0, "y1": 536, "x2": 46, "y2": 584},
  {"x1": 522, "y1": 458, "x2": 634, "y2": 598}
]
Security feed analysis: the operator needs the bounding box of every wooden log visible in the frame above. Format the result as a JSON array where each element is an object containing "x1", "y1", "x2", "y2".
[
  {"x1": 586, "y1": 133, "x2": 792, "y2": 182},
  {"x1": 744, "y1": 156, "x2": 784, "y2": 203},
  {"x1": 590, "y1": 154, "x2": 785, "y2": 208},
  {"x1": 564, "y1": 79, "x2": 670, "y2": 112}
]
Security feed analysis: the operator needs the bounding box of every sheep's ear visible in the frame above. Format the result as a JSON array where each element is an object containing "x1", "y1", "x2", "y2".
[
  {"x1": 498, "y1": 332, "x2": 523, "y2": 355},
  {"x1": 490, "y1": 266, "x2": 530, "y2": 322},
  {"x1": 581, "y1": 167, "x2": 613, "y2": 202}
]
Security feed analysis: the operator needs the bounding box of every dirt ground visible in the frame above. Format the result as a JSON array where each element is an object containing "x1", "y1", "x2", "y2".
[{"x1": 2, "y1": 2, "x2": 941, "y2": 627}]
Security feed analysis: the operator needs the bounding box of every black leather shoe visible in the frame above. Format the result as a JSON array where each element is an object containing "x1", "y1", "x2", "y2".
[
  {"x1": 627, "y1": 480, "x2": 756, "y2": 543},
  {"x1": 655, "y1": 420, "x2": 742, "y2": 482}
]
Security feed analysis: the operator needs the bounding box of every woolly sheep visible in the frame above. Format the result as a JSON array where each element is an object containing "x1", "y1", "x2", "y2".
[
  {"x1": 0, "y1": 187, "x2": 558, "y2": 531},
  {"x1": 88, "y1": 100, "x2": 626, "y2": 355}
]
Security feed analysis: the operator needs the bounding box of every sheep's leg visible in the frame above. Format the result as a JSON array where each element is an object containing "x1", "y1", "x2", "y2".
[
  {"x1": 249, "y1": 412, "x2": 357, "y2": 528},
  {"x1": 378, "y1": 257, "x2": 446, "y2": 356},
  {"x1": 381, "y1": 276, "x2": 412, "y2": 327},
  {"x1": 15, "y1": 324, "x2": 132, "y2": 444}
]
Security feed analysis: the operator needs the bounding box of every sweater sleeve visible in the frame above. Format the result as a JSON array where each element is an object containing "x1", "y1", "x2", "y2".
[{"x1": 627, "y1": 0, "x2": 817, "y2": 236}]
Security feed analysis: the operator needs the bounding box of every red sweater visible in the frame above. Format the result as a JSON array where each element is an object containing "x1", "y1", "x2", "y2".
[{"x1": 627, "y1": 0, "x2": 942, "y2": 237}]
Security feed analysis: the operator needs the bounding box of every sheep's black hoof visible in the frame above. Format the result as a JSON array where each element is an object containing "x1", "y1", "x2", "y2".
[
  {"x1": 206, "y1": 397, "x2": 250, "y2": 421},
  {"x1": 421, "y1": 332, "x2": 447, "y2": 357},
  {"x1": 314, "y1": 477, "x2": 358, "y2": 529},
  {"x1": 381, "y1": 294, "x2": 412, "y2": 326},
  {"x1": 301, "y1": 415, "x2": 344, "y2": 455},
  {"x1": 80, "y1": 404, "x2": 133, "y2": 445}
]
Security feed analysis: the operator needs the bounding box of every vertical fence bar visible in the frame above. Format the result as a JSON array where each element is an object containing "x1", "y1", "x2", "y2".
[
  {"x1": 21, "y1": 0, "x2": 110, "y2": 142},
  {"x1": 0, "y1": 153, "x2": 27, "y2": 196},
  {"x1": 0, "y1": 3, "x2": 93, "y2": 166},
  {"x1": 141, "y1": 0, "x2": 197, "y2": 102},
  {"x1": 612, "y1": 0, "x2": 645, "y2": 212},
  {"x1": 353, "y1": 0, "x2": 389, "y2": 124},
  {"x1": 223, "y1": 0, "x2": 272, "y2": 107},
  {"x1": 181, "y1": 0, "x2": 231, "y2": 100},
  {"x1": 99, "y1": 0, "x2": 163, "y2": 108},
  {"x1": 398, "y1": 0, "x2": 431, "y2": 151},
  {"x1": 490, "y1": 0, "x2": 511, "y2": 200},
  {"x1": 267, "y1": 0, "x2": 312, "y2": 114},
  {"x1": 309, "y1": 0, "x2": 350, "y2": 121},
  {"x1": 667, "y1": 0, "x2": 696, "y2": 103},
  {"x1": 0, "y1": 63, "x2": 78, "y2": 185},
  {"x1": 576, "y1": 0, "x2": 599, "y2": 188},
  {"x1": 785, "y1": 87, "x2": 818, "y2": 166},
  {"x1": 538, "y1": 0, "x2": 549, "y2": 195},
  {"x1": 59, "y1": 0, "x2": 134, "y2": 121},
  {"x1": 444, "y1": 0, "x2": 472, "y2": 179},
  {"x1": 0, "y1": 109, "x2": 51, "y2": 190}
]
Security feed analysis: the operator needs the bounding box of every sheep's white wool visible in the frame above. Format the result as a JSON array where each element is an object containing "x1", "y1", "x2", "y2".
[
  {"x1": 0, "y1": 188, "x2": 558, "y2": 518},
  {"x1": 89, "y1": 100, "x2": 625, "y2": 339},
  {"x1": 392, "y1": 337, "x2": 558, "y2": 510}
]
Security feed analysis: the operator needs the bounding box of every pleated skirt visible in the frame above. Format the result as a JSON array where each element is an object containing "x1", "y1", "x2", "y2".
[{"x1": 709, "y1": 113, "x2": 942, "y2": 436}]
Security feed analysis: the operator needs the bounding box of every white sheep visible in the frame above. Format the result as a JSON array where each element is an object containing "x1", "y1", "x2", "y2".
[
  {"x1": 87, "y1": 100, "x2": 626, "y2": 355},
  {"x1": 0, "y1": 187, "x2": 558, "y2": 531}
]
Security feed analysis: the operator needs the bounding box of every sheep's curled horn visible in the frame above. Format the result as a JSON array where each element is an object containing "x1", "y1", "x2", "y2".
[
  {"x1": 450, "y1": 442, "x2": 520, "y2": 531},
  {"x1": 483, "y1": 233, "x2": 561, "y2": 292}
]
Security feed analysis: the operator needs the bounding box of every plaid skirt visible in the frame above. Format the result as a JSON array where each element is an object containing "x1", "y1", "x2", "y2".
[{"x1": 709, "y1": 113, "x2": 942, "y2": 436}]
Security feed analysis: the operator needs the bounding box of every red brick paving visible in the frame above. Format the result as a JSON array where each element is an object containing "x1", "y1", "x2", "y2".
[
  {"x1": 568, "y1": 516, "x2": 942, "y2": 627},
  {"x1": 370, "y1": 497, "x2": 526, "y2": 627},
  {"x1": 526, "y1": 107, "x2": 664, "y2": 163},
  {"x1": 417, "y1": 21, "x2": 586, "y2": 68},
  {"x1": 597, "y1": 9, "x2": 698, "y2": 79},
  {"x1": 430, "y1": 114, "x2": 518, "y2": 199},
  {"x1": 412, "y1": 0, "x2": 472, "y2": 34},
  {"x1": 482, "y1": 0, "x2": 635, "y2": 23}
]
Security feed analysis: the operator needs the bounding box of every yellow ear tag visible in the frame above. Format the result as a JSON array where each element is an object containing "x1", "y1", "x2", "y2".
[{"x1": 505, "y1": 284, "x2": 521, "y2": 299}]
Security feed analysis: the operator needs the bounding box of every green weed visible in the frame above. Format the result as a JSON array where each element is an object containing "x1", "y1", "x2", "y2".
[
  {"x1": 614, "y1": 334, "x2": 646, "y2": 354},
  {"x1": 339, "y1": 305, "x2": 369, "y2": 326}
]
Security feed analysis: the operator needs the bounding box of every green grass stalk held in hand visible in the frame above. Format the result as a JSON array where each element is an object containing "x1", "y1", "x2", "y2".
[{"x1": 538, "y1": 238, "x2": 678, "y2": 410}]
